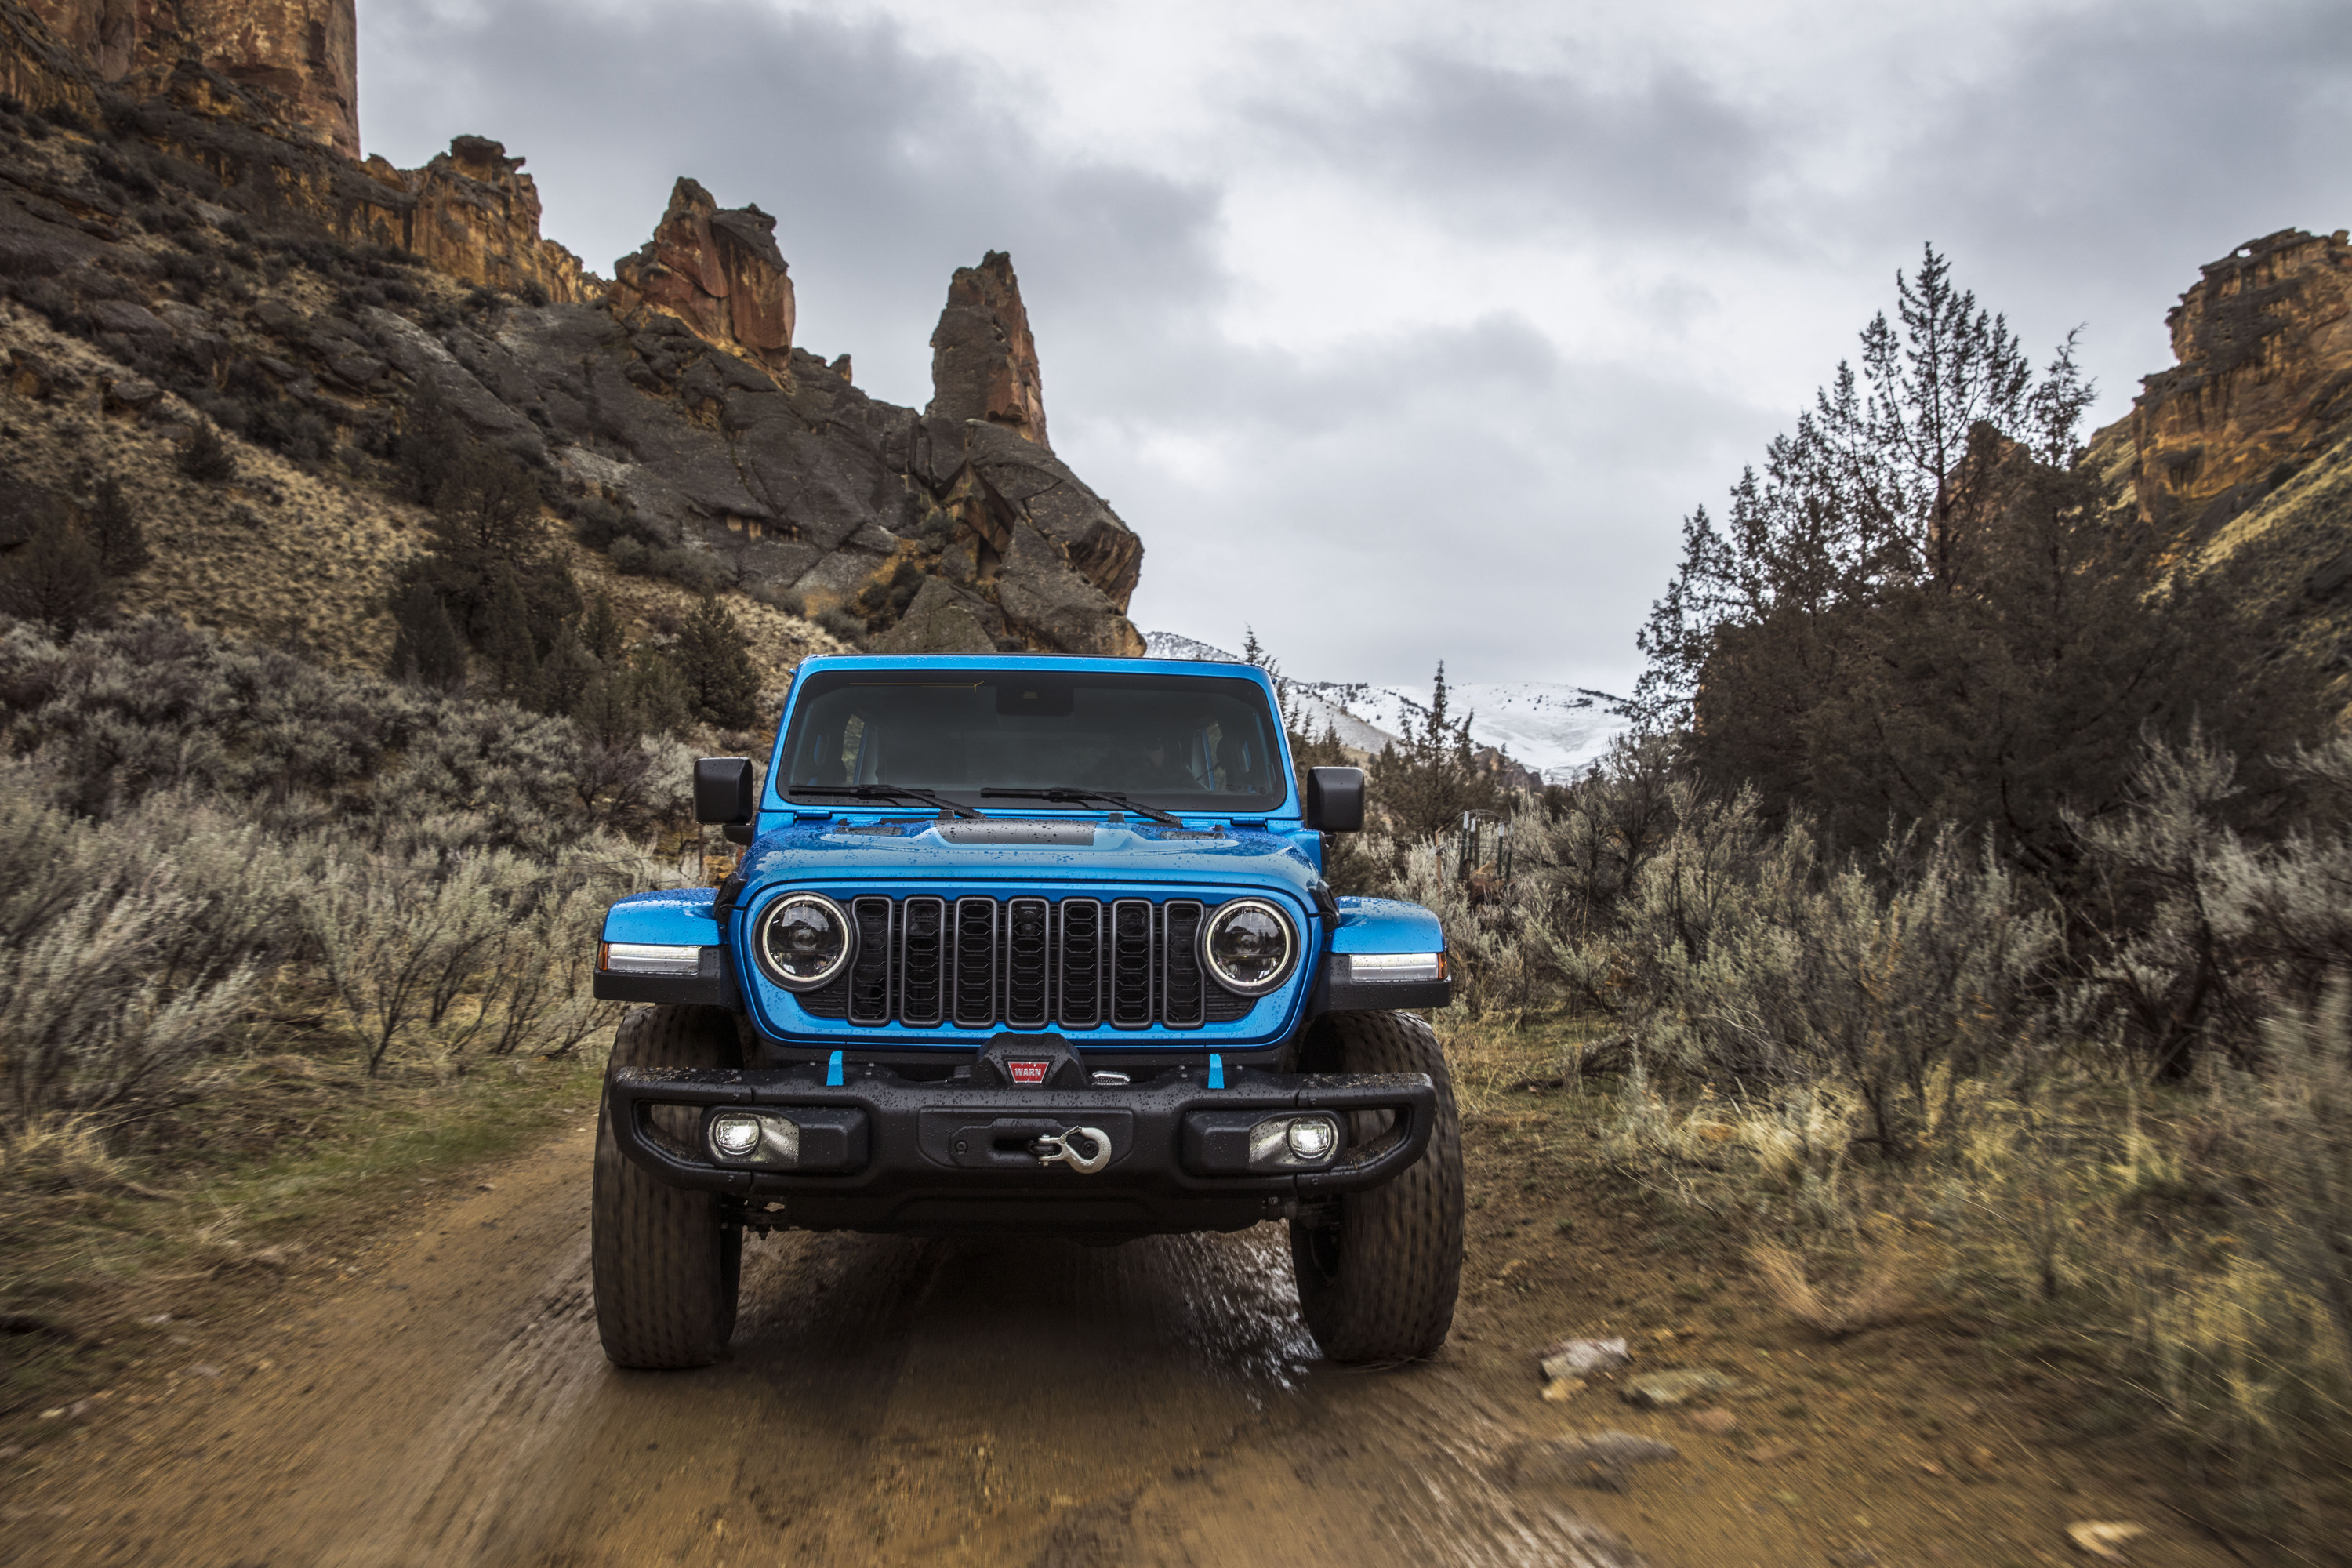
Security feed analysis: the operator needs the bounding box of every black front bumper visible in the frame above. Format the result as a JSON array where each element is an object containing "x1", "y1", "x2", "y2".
[{"x1": 604, "y1": 1063, "x2": 1437, "y2": 1238}]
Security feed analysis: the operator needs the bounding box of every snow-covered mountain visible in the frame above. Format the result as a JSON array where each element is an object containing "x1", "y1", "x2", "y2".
[{"x1": 1144, "y1": 632, "x2": 1628, "y2": 782}]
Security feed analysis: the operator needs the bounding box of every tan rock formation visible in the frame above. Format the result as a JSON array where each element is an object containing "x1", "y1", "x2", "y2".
[
  {"x1": 352, "y1": 137, "x2": 596, "y2": 305},
  {"x1": 24, "y1": 0, "x2": 357, "y2": 155},
  {"x1": 927, "y1": 249, "x2": 1048, "y2": 450},
  {"x1": 611, "y1": 178, "x2": 793, "y2": 373},
  {"x1": 2128, "y1": 227, "x2": 2352, "y2": 539},
  {"x1": 0, "y1": 0, "x2": 99, "y2": 118}
]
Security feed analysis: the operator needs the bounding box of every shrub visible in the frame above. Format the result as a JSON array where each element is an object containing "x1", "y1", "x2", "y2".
[
  {"x1": 177, "y1": 423, "x2": 237, "y2": 484},
  {"x1": 0, "y1": 615, "x2": 705, "y2": 1114},
  {"x1": 0, "y1": 520, "x2": 111, "y2": 639}
]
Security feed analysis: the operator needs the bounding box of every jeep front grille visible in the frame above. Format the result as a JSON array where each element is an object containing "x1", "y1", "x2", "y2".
[{"x1": 800, "y1": 895, "x2": 1258, "y2": 1029}]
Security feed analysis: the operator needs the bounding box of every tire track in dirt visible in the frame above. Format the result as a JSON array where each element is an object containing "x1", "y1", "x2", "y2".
[{"x1": 3, "y1": 1131, "x2": 1644, "y2": 1568}]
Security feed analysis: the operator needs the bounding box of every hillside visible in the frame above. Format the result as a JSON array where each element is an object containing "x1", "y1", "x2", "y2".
[{"x1": 0, "y1": 0, "x2": 1145, "y2": 696}]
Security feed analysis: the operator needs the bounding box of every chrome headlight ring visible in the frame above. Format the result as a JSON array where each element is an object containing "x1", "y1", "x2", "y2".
[
  {"x1": 1198, "y1": 898, "x2": 1298, "y2": 996},
  {"x1": 753, "y1": 891, "x2": 857, "y2": 991}
]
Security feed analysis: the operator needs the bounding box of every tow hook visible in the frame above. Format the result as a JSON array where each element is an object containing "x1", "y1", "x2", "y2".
[{"x1": 1029, "y1": 1127, "x2": 1112, "y2": 1174}]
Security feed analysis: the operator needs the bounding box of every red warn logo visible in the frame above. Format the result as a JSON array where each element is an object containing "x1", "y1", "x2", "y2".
[{"x1": 1009, "y1": 1060, "x2": 1050, "y2": 1085}]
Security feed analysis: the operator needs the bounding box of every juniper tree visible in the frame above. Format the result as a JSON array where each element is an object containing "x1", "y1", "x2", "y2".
[
  {"x1": 1628, "y1": 244, "x2": 2321, "y2": 865},
  {"x1": 1628, "y1": 243, "x2": 2093, "y2": 732},
  {"x1": 481, "y1": 565, "x2": 540, "y2": 706},
  {"x1": 387, "y1": 581, "x2": 466, "y2": 688},
  {"x1": 675, "y1": 595, "x2": 761, "y2": 730},
  {"x1": 87, "y1": 477, "x2": 148, "y2": 576},
  {"x1": 178, "y1": 422, "x2": 236, "y2": 484},
  {"x1": 581, "y1": 590, "x2": 626, "y2": 663},
  {"x1": 1369, "y1": 662, "x2": 1504, "y2": 842},
  {"x1": 0, "y1": 519, "x2": 109, "y2": 640}
]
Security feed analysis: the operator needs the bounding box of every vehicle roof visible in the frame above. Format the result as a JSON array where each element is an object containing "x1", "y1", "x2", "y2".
[{"x1": 787, "y1": 654, "x2": 1275, "y2": 684}]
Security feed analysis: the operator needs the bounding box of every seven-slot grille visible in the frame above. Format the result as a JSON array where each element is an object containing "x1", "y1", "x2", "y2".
[{"x1": 798, "y1": 895, "x2": 1261, "y2": 1029}]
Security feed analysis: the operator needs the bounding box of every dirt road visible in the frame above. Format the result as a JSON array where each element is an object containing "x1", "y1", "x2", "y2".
[
  {"x1": 3, "y1": 1104, "x2": 2246, "y2": 1568},
  {"x1": 0, "y1": 1129, "x2": 1637, "y2": 1567}
]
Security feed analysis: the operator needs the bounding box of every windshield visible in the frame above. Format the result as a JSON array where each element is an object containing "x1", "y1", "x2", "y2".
[{"x1": 776, "y1": 668, "x2": 1290, "y2": 813}]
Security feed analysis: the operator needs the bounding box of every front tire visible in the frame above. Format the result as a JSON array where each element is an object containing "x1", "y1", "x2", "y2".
[
  {"x1": 592, "y1": 1004, "x2": 744, "y2": 1369},
  {"x1": 1288, "y1": 1010, "x2": 1465, "y2": 1362}
]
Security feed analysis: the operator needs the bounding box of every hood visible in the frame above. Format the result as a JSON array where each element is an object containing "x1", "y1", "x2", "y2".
[{"x1": 737, "y1": 815, "x2": 1322, "y2": 901}]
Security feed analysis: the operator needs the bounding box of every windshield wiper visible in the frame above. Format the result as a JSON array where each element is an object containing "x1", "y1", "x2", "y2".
[
  {"x1": 786, "y1": 785, "x2": 985, "y2": 819},
  {"x1": 978, "y1": 788, "x2": 1184, "y2": 827}
]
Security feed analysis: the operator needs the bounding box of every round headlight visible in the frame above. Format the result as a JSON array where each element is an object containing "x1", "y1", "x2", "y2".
[
  {"x1": 755, "y1": 892, "x2": 855, "y2": 990},
  {"x1": 1200, "y1": 898, "x2": 1298, "y2": 996}
]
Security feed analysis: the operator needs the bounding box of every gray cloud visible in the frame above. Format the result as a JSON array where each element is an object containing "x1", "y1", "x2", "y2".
[{"x1": 1246, "y1": 54, "x2": 1784, "y2": 245}]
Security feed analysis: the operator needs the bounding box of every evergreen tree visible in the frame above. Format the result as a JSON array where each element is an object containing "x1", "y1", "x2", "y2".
[
  {"x1": 581, "y1": 590, "x2": 626, "y2": 663},
  {"x1": 87, "y1": 477, "x2": 148, "y2": 576},
  {"x1": 395, "y1": 375, "x2": 465, "y2": 505},
  {"x1": 536, "y1": 626, "x2": 597, "y2": 718},
  {"x1": 387, "y1": 581, "x2": 466, "y2": 688},
  {"x1": 1241, "y1": 623, "x2": 1290, "y2": 731},
  {"x1": 626, "y1": 645, "x2": 695, "y2": 738},
  {"x1": 430, "y1": 448, "x2": 543, "y2": 574},
  {"x1": 572, "y1": 665, "x2": 643, "y2": 747},
  {"x1": 0, "y1": 519, "x2": 109, "y2": 639},
  {"x1": 1368, "y1": 662, "x2": 1503, "y2": 841},
  {"x1": 1629, "y1": 243, "x2": 2092, "y2": 731},
  {"x1": 1629, "y1": 245, "x2": 2325, "y2": 865},
  {"x1": 480, "y1": 566, "x2": 540, "y2": 706},
  {"x1": 674, "y1": 595, "x2": 761, "y2": 729}
]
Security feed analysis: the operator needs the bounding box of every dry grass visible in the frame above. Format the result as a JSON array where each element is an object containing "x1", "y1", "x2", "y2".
[{"x1": 1748, "y1": 1241, "x2": 1917, "y2": 1338}]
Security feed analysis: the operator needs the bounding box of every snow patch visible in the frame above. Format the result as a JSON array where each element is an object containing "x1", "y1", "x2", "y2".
[{"x1": 1145, "y1": 631, "x2": 1630, "y2": 782}]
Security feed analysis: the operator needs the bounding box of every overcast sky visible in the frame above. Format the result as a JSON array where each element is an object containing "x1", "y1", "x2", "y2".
[{"x1": 359, "y1": 0, "x2": 2351, "y2": 692}]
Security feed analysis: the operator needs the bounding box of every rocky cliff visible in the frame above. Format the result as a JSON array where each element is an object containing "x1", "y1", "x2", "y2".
[
  {"x1": 2087, "y1": 227, "x2": 2352, "y2": 672},
  {"x1": 0, "y1": 0, "x2": 1146, "y2": 669},
  {"x1": 24, "y1": 0, "x2": 355, "y2": 155}
]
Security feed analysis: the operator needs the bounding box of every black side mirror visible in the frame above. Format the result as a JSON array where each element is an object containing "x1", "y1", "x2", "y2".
[
  {"x1": 1305, "y1": 767, "x2": 1366, "y2": 833},
  {"x1": 694, "y1": 757, "x2": 757, "y2": 826}
]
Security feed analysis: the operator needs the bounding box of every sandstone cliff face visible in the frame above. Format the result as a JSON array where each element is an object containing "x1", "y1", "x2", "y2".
[
  {"x1": 611, "y1": 178, "x2": 793, "y2": 373},
  {"x1": 2127, "y1": 228, "x2": 2352, "y2": 540},
  {"x1": 928, "y1": 249, "x2": 1048, "y2": 450},
  {"x1": 0, "y1": 0, "x2": 99, "y2": 120},
  {"x1": 356, "y1": 136, "x2": 594, "y2": 306},
  {"x1": 2091, "y1": 227, "x2": 2352, "y2": 675},
  {"x1": 24, "y1": 0, "x2": 355, "y2": 155}
]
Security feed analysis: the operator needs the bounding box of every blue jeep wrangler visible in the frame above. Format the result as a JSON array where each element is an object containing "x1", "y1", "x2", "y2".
[{"x1": 590, "y1": 655, "x2": 1463, "y2": 1368}]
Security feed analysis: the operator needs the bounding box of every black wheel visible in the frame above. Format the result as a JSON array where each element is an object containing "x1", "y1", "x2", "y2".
[
  {"x1": 1288, "y1": 1010, "x2": 1465, "y2": 1362},
  {"x1": 592, "y1": 1004, "x2": 744, "y2": 1369}
]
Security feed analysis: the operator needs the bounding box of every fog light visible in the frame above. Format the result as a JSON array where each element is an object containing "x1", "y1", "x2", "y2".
[
  {"x1": 1287, "y1": 1117, "x2": 1336, "y2": 1160},
  {"x1": 704, "y1": 1110, "x2": 800, "y2": 1166},
  {"x1": 709, "y1": 1113, "x2": 762, "y2": 1158},
  {"x1": 1244, "y1": 1113, "x2": 1340, "y2": 1171}
]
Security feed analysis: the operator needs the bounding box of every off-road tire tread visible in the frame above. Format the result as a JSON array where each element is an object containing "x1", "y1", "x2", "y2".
[
  {"x1": 592, "y1": 1004, "x2": 743, "y2": 1369},
  {"x1": 1289, "y1": 1009, "x2": 1465, "y2": 1362}
]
